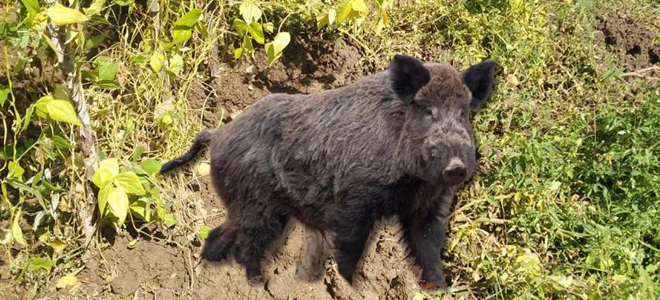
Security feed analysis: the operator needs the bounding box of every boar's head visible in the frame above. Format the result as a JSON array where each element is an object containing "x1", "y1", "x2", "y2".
[{"x1": 389, "y1": 55, "x2": 496, "y2": 186}]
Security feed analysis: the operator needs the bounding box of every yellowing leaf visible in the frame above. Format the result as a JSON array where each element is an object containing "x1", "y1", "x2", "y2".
[
  {"x1": 239, "y1": 0, "x2": 262, "y2": 23},
  {"x1": 107, "y1": 186, "x2": 129, "y2": 224},
  {"x1": 46, "y1": 3, "x2": 89, "y2": 26},
  {"x1": 337, "y1": 2, "x2": 352, "y2": 23},
  {"x1": 196, "y1": 163, "x2": 211, "y2": 176},
  {"x1": 83, "y1": 0, "x2": 106, "y2": 17},
  {"x1": 351, "y1": 0, "x2": 368, "y2": 13},
  {"x1": 46, "y1": 100, "x2": 82, "y2": 126},
  {"x1": 169, "y1": 54, "x2": 184, "y2": 75},
  {"x1": 149, "y1": 51, "x2": 165, "y2": 73},
  {"x1": 56, "y1": 274, "x2": 78, "y2": 289},
  {"x1": 92, "y1": 158, "x2": 119, "y2": 188},
  {"x1": 50, "y1": 240, "x2": 66, "y2": 254},
  {"x1": 265, "y1": 32, "x2": 290, "y2": 66},
  {"x1": 12, "y1": 211, "x2": 26, "y2": 245},
  {"x1": 113, "y1": 171, "x2": 145, "y2": 195}
]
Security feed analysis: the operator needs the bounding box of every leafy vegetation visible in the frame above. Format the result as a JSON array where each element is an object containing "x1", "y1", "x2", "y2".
[{"x1": 1, "y1": 0, "x2": 659, "y2": 299}]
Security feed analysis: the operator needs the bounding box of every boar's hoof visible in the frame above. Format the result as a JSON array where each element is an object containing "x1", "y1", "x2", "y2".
[
  {"x1": 417, "y1": 278, "x2": 447, "y2": 290},
  {"x1": 247, "y1": 275, "x2": 267, "y2": 286}
]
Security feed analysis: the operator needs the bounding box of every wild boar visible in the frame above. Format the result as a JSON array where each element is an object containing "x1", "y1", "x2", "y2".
[{"x1": 160, "y1": 54, "x2": 497, "y2": 288}]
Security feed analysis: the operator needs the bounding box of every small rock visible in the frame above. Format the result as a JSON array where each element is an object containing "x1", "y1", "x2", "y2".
[{"x1": 364, "y1": 291, "x2": 379, "y2": 300}]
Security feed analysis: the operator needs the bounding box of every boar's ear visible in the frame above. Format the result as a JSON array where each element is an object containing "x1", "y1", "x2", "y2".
[
  {"x1": 461, "y1": 59, "x2": 497, "y2": 110},
  {"x1": 389, "y1": 54, "x2": 430, "y2": 104}
]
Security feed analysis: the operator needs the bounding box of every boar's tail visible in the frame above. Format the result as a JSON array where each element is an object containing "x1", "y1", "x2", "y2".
[{"x1": 159, "y1": 128, "x2": 218, "y2": 174}]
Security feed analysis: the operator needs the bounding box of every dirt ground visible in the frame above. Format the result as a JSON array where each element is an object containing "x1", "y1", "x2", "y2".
[
  {"x1": 22, "y1": 9, "x2": 660, "y2": 300},
  {"x1": 597, "y1": 11, "x2": 660, "y2": 72}
]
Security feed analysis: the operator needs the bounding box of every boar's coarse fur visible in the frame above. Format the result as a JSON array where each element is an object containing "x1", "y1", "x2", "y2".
[{"x1": 160, "y1": 54, "x2": 497, "y2": 289}]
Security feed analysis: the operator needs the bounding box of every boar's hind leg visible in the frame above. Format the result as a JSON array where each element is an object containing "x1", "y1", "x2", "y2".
[
  {"x1": 327, "y1": 207, "x2": 375, "y2": 286},
  {"x1": 200, "y1": 221, "x2": 236, "y2": 262},
  {"x1": 295, "y1": 227, "x2": 327, "y2": 282},
  {"x1": 232, "y1": 212, "x2": 289, "y2": 284},
  {"x1": 400, "y1": 212, "x2": 448, "y2": 289}
]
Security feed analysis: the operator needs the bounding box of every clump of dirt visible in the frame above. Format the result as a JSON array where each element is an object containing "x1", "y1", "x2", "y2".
[
  {"x1": 72, "y1": 236, "x2": 191, "y2": 299},
  {"x1": 187, "y1": 36, "x2": 366, "y2": 128},
  {"x1": 597, "y1": 11, "x2": 660, "y2": 71}
]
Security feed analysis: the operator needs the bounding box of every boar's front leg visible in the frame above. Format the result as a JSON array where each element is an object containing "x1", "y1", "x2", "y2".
[
  {"x1": 327, "y1": 202, "x2": 376, "y2": 286},
  {"x1": 400, "y1": 210, "x2": 448, "y2": 289}
]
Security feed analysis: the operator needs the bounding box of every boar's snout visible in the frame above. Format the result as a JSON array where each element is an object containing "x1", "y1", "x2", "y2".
[{"x1": 442, "y1": 158, "x2": 468, "y2": 185}]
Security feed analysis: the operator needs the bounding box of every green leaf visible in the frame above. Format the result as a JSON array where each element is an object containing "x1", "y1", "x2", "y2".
[
  {"x1": 248, "y1": 22, "x2": 264, "y2": 44},
  {"x1": 242, "y1": 35, "x2": 254, "y2": 52},
  {"x1": 8, "y1": 161, "x2": 25, "y2": 179},
  {"x1": 47, "y1": 100, "x2": 82, "y2": 126},
  {"x1": 174, "y1": 9, "x2": 202, "y2": 28},
  {"x1": 149, "y1": 51, "x2": 165, "y2": 73},
  {"x1": 265, "y1": 32, "x2": 290, "y2": 66},
  {"x1": 163, "y1": 213, "x2": 176, "y2": 227},
  {"x1": 12, "y1": 210, "x2": 26, "y2": 245},
  {"x1": 98, "y1": 182, "x2": 112, "y2": 214},
  {"x1": 317, "y1": 9, "x2": 336, "y2": 29},
  {"x1": 239, "y1": 0, "x2": 262, "y2": 23},
  {"x1": 97, "y1": 60, "x2": 118, "y2": 81},
  {"x1": 138, "y1": 158, "x2": 160, "y2": 175},
  {"x1": 20, "y1": 0, "x2": 41, "y2": 21},
  {"x1": 131, "y1": 145, "x2": 147, "y2": 162},
  {"x1": 232, "y1": 18, "x2": 248, "y2": 36},
  {"x1": 92, "y1": 158, "x2": 119, "y2": 188},
  {"x1": 131, "y1": 54, "x2": 148, "y2": 64},
  {"x1": 129, "y1": 198, "x2": 150, "y2": 221},
  {"x1": 84, "y1": 0, "x2": 106, "y2": 17},
  {"x1": 159, "y1": 40, "x2": 174, "y2": 51},
  {"x1": 35, "y1": 95, "x2": 53, "y2": 118},
  {"x1": 50, "y1": 135, "x2": 73, "y2": 149},
  {"x1": 0, "y1": 87, "x2": 9, "y2": 106},
  {"x1": 172, "y1": 29, "x2": 192, "y2": 44},
  {"x1": 194, "y1": 21, "x2": 209, "y2": 38},
  {"x1": 113, "y1": 171, "x2": 145, "y2": 195},
  {"x1": 28, "y1": 257, "x2": 56, "y2": 272},
  {"x1": 197, "y1": 225, "x2": 212, "y2": 240},
  {"x1": 234, "y1": 47, "x2": 244, "y2": 59},
  {"x1": 96, "y1": 80, "x2": 120, "y2": 90},
  {"x1": 46, "y1": 3, "x2": 89, "y2": 26},
  {"x1": 107, "y1": 186, "x2": 129, "y2": 224},
  {"x1": 113, "y1": 0, "x2": 134, "y2": 6},
  {"x1": 84, "y1": 34, "x2": 106, "y2": 50}
]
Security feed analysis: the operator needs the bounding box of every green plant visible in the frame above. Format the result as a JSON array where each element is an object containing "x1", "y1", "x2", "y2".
[{"x1": 231, "y1": 0, "x2": 291, "y2": 66}]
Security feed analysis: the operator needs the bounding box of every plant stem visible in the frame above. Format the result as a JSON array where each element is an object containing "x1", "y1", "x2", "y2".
[{"x1": 45, "y1": 0, "x2": 99, "y2": 244}]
